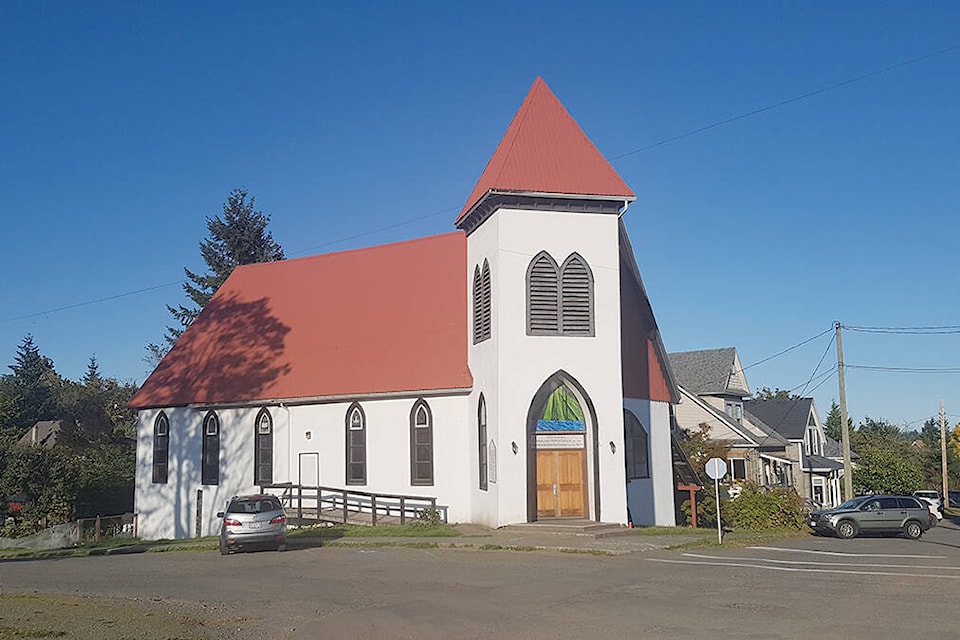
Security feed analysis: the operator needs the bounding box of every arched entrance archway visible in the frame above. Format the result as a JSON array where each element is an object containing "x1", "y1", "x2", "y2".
[{"x1": 525, "y1": 372, "x2": 600, "y2": 522}]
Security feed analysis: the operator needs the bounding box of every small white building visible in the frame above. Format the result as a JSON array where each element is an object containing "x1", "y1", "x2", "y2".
[{"x1": 129, "y1": 78, "x2": 680, "y2": 540}]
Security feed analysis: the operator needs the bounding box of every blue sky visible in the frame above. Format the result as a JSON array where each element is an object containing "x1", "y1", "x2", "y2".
[{"x1": 2, "y1": 2, "x2": 959, "y2": 428}]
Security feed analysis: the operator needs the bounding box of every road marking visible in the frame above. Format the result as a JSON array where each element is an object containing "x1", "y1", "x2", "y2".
[
  {"x1": 648, "y1": 557, "x2": 960, "y2": 579},
  {"x1": 747, "y1": 546, "x2": 946, "y2": 559},
  {"x1": 683, "y1": 552, "x2": 960, "y2": 571}
]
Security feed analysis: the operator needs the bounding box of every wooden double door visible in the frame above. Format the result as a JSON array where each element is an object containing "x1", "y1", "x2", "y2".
[{"x1": 536, "y1": 449, "x2": 587, "y2": 518}]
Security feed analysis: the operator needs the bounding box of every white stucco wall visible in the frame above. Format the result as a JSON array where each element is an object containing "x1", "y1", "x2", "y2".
[
  {"x1": 484, "y1": 207, "x2": 628, "y2": 526},
  {"x1": 624, "y1": 398, "x2": 675, "y2": 526},
  {"x1": 135, "y1": 393, "x2": 470, "y2": 540},
  {"x1": 466, "y1": 214, "x2": 503, "y2": 527}
]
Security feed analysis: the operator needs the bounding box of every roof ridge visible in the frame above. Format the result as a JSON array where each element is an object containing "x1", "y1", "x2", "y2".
[{"x1": 233, "y1": 231, "x2": 465, "y2": 272}]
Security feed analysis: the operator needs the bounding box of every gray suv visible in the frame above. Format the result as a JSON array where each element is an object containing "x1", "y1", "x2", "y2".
[
  {"x1": 808, "y1": 495, "x2": 934, "y2": 540},
  {"x1": 218, "y1": 494, "x2": 288, "y2": 554}
]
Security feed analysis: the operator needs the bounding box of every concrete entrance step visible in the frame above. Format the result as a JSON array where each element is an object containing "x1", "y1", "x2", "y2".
[{"x1": 501, "y1": 520, "x2": 631, "y2": 537}]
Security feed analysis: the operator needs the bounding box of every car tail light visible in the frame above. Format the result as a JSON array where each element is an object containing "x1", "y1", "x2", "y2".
[
  {"x1": 223, "y1": 518, "x2": 242, "y2": 527},
  {"x1": 270, "y1": 514, "x2": 287, "y2": 525}
]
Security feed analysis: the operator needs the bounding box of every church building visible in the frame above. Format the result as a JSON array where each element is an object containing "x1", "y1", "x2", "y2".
[{"x1": 129, "y1": 78, "x2": 680, "y2": 540}]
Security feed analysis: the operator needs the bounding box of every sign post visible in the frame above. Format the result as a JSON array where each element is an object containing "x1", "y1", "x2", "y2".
[{"x1": 705, "y1": 457, "x2": 727, "y2": 544}]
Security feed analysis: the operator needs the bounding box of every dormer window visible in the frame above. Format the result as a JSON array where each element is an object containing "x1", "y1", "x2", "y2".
[{"x1": 725, "y1": 402, "x2": 742, "y2": 425}]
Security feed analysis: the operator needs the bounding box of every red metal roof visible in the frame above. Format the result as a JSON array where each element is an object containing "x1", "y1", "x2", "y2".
[
  {"x1": 457, "y1": 77, "x2": 635, "y2": 223},
  {"x1": 129, "y1": 232, "x2": 472, "y2": 409}
]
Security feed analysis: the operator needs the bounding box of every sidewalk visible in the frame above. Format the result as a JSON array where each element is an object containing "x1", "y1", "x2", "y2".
[{"x1": 318, "y1": 523, "x2": 718, "y2": 555}]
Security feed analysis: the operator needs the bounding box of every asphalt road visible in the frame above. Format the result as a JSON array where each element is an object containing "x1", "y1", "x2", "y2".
[{"x1": 2, "y1": 522, "x2": 959, "y2": 639}]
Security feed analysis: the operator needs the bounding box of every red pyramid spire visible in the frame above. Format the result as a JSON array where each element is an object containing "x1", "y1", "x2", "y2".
[{"x1": 457, "y1": 77, "x2": 634, "y2": 224}]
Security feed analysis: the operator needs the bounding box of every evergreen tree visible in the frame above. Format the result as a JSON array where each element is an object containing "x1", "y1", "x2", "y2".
[
  {"x1": 5, "y1": 335, "x2": 60, "y2": 435},
  {"x1": 823, "y1": 400, "x2": 853, "y2": 441},
  {"x1": 82, "y1": 355, "x2": 104, "y2": 392},
  {"x1": 147, "y1": 188, "x2": 285, "y2": 363}
]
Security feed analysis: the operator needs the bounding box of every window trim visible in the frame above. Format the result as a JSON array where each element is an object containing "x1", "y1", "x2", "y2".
[
  {"x1": 254, "y1": 407, "x2": 273, "y2": 486},
  {"x1": 201, "y1": 411, "x2": 220, "y2": 486},
  {"x1": 345, "y1": 403, "x2": 366, "y2": 485},
  {"x1": 152, "y1": 412, "x2": 169, "y2": 484},
  {"x1": 409, "y1": 399, "x2": 434, "y2": 486}
]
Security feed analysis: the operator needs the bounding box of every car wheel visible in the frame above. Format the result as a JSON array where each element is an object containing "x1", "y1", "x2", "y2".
[
  {"x1": 277, "y1": 543, "x2": 287, "y2": 552},
  {"x1": 219, "y1": 539, "x2": 230, "y2": 555},
  {"x1": 903, "y1": 521, "x2": 923, "y2": 540},
  {"x1": 836, "y1": 520, "x2": 858, "y2": 539}
]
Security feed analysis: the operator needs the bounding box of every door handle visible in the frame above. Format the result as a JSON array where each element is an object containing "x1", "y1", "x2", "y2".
[{"x1": 553, "y1": 483, "x2": 558, "y2": 496}]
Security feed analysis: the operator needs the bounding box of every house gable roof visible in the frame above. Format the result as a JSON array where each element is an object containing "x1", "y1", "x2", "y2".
[
  {"x1": 129, "y1": 232, "x2": 472, "y2": 409},
  {"x1": 743, "y1": 397, "x2": 814, "y2": 441},
  {"x1": 667, "y1": 347, "x2": 750, "y2": 397},
  {"x1": 456, "y1": 77, "x2": 634, "y2": 224}
]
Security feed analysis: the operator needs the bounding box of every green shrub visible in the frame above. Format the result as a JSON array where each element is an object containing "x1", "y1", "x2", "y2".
[
  {"x1": 724, "y1": 484, "x2": 806, "y2": 531},
  {"x1": 412, "y1": 507, "x2": 443, "y2": 528}
]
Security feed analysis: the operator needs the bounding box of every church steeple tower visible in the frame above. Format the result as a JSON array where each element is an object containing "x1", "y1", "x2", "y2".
[{"x1": 456, "y1": 77, "x2": 635, "y2": 233}]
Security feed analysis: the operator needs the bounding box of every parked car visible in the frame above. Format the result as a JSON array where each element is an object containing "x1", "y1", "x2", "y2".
[
  {"x1": 808, "y1": 495, "x2": 934, "y2": 540},
  {"x1": 948, "y1": 490, "x2": 960, "y2": 507},
  {"x1": 913, "y1": 490, "x2": 943, "y2": 510},
  {"x1": 218, "y1": 494, "x2": 287, "y2": 555},
  {"x1": 913, "y1": 493, "x2": 943, "y2": 521}
]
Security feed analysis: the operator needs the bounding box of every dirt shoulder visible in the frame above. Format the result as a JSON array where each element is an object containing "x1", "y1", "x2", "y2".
[{"x1": 0, "y1": 593, "x2": 266, "y2": 640}]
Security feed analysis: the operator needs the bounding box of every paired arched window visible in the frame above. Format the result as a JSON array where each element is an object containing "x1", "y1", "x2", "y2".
[
  {"x1": 152, "y1": 412, "x2": 169, "y2": 484},
  {"x1": 410, "y1": 400, "x2": 434, "y2": 486},
  {"x1": 478, "y1": 394, "x2": 488, "y2": 491},
  {"x1": 526, "y1": 251, "x2": 594, "y2": 336},
  {"x1": 201, "y1": 411, "x2": 220, "y2": 485},
  {"x1": 473, "y1": 260, "x2": 492, "y2": 343},
  {"x1": 255, "y1": 408, "x2": 273, "y2": 485},
  {"x1": 623, "y1": 410, "x2": 649, "y2": 480},
  {"x1": 346, "y1": 403, "x2": 366, "y2": 485}
]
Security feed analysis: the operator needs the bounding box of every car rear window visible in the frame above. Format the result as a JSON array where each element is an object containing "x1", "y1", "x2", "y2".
[
  {"x1": 898, "y1": 497, "x2": 923, "y2": 509},
  {"x1": 227, "y1": 497, "x2": 282, "y2": 514}
]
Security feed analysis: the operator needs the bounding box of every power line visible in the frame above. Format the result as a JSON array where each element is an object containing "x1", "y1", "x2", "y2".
[
  {"x1": 843, "y1": 324, "x2": 960, "y2": 335},
  {"x1": 0, "y1": 206, "x2": 459, "y2": 326},
  {"x1": 610, "y1": 42, "x2": 960, "y2": 160},
  {"x1": 0, "y1": 281, "x2": 184, "y2": 325},
  {"x1": 845, "y1": 364, "x2": 960, "y2": 374},
  {"x1": 738, "y1": 326, "x2": 834, "y2": 374}
]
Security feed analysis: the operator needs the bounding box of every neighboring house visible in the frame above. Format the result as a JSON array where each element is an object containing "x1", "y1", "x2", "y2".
[
  {"x1": 668, "y1": 348, "x2": 799, "y2": 496},
  {"x1": 744, "y1": 398, "x2": 843, "y2": 508},
  {"x1": 18, "y1": 420, "x2": 62, "y2": 448},
  {"x1": 129, "y1": 77, "x2": 681, "y2": 540}
]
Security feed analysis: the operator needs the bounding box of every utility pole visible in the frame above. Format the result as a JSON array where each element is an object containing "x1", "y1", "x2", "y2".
[
  {"x1": 836, "y1": 321, "x2": 853, "y2": 501},
  {"x1": 941, "y1": 400, "x2": 950, "y2": 509}
]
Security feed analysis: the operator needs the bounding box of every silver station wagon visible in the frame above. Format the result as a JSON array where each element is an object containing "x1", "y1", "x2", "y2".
[
  {"x1": 808, "y1": 494, "x2": 935, "y2": 540},
  {"x1": 218, "y1": 494, "x2": 288, "y2": 554}
]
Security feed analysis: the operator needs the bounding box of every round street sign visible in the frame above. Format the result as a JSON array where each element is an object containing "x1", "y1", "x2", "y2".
[{"x1": 705, "y1": 457, "x2": 727, "y2": 480}]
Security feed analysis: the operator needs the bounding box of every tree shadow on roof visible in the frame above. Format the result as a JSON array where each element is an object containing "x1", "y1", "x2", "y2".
[{"x1": 135, "y1": 293, "x2": 292, "y2": 407}]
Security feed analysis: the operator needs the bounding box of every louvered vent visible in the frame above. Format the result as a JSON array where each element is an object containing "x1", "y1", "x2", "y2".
[
  {"x1": 472, "y1": 266, "x2": 482, "y2": 343},
  {"x1": 560, "y1": 255, "x2": 593, "y2": 335},
  {"x1": 480, "y1": 261, "x2": 492, "y2": 341},
  {"x1": 528, "y1": 254, "x2": 559, "y2": 334}
]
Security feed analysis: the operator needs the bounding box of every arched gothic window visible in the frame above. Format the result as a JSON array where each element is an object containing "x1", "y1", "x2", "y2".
[
  {"x1": 152, "y1": 412, "x2": 169, "y2": 484},
  {"x1": 527, "y1": 252, "x2": 594, "y2": 336},
  {"x1": 526, "y1": 252, "x2": 560, "y2": 334},
  {"x1": 345, "y1": 403, "x2": 366, "y2": 485},
  {"x1": 473, "y1": 261, "x2": 493, "y2": 343},
  {"x1": 254, "y1": 408, "x2": 273, "y2": 485},
  {"x1": 201, "y1": 411, "x2": 220, "y2": 485},
  {"x1": 478, "y1": 394, "x2": 488, "y2": 491},
  {"x1": 623, "y1": 410, "x2": 649, "y2": 479},
  {"x1": 560, "y1": 253, "x2": 594, "y2": 336},
  {"x1": 410, "y1": 400, "x2": 434, "y2": 486}
]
